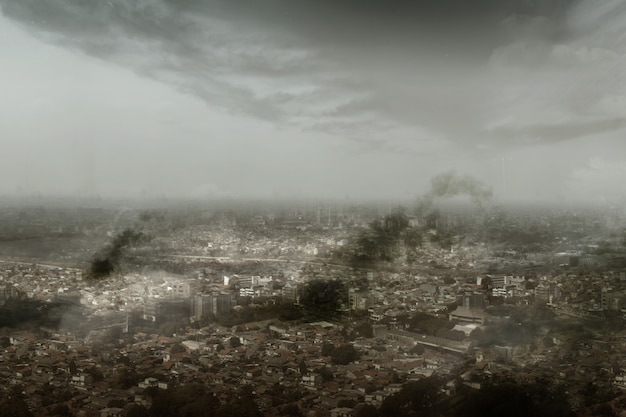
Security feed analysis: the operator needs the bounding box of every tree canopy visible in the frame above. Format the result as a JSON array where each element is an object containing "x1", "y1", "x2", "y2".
[{"x1": 301, "y1": 279, "x2": 346, "y2": 317}]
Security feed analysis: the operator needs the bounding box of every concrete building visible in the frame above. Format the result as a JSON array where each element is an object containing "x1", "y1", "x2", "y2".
[
  {"x1": 458, "y1": 293, "x2": 486, "y2": 310},
  {"x1": 0, "y1": 282, "x2": 19, "y2": 305},
  {"x1": 192, "y1": 293, "x2": 233, "y2": 319},
  {"x1": 282, "y1": 282, "x2": 303, "y2": 304},
  {"x1": 349, "y1": 288, "x2": 369, "y2": 311},
  {"x1": 143, "y1": 298, "x2": 190, "y2": 323}
]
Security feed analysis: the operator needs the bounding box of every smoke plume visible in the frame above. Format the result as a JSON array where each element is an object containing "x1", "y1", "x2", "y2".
[{"x1": 417, "y1": 171, "x2": 493, "y2": 216}]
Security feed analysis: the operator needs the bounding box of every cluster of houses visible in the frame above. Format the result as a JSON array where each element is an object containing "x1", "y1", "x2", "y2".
[{"x1": 2, "y1": 317, "x2": 470, "y2": 416}]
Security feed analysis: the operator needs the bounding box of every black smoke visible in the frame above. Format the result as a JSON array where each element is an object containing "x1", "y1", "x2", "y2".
[
  {"x1": 89, "y1": 228, "x2": 144, "y2": 279},
  {"x1": 417, "y1": 170, "x2": 493, "y2": 216}
]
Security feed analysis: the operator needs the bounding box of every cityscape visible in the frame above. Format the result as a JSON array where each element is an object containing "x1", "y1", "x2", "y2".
[
  {"x1": 2, "y1": 0, "x2": 626, "y2": 416},
  {"x1": 1, "y1": 195, "x2": 626, "y2": 416}
]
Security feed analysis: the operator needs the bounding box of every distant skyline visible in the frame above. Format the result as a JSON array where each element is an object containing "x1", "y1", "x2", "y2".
[{"x1": 1, "y1": 0, "x2": 626, "y2": 202}]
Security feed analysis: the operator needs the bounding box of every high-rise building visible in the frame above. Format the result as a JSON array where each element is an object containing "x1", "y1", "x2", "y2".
[
  {"x1": 282, "y1": 282, "x2": 303, "y2": 304},
  {"x1": 349, "y1": 288, "x2": 369, "y2": 311},
  {"x1": 601, "y1": 288, "x2": 626, "y2": 311},
  {"x1": 0, "y1": 283, "x2": 19, "y2": 305},
  {"x1": 458, "y1": 293, "x2": 486, "y2": 310},
  {"x1": 143, "y1": 299, "x2": 190, "y2": 323},
  {"x1": 535, "y1": 283, "x2": 561, "y2": 303},
  {"x1": 166, "y1": 280, "x2": 196, "y2": 298},
  {"x1": 192, "y1": 293, "x2": 233, "y2": 319}
]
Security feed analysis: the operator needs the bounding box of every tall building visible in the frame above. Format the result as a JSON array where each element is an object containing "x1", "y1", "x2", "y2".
[
  {"x1": 348, "y1": 288, "x2": 369, "y2": 311},
  {"x1": 192, "y1": 293, "x2": 233, "y2": 320},
  {"x1": 601, "y1": 288, "x2": 626, "y2": 311},
  {"x1": 143, "y1": 299, "x2": 190, "y2": 323},
  {"x1": 536, "y1": 283, "x2": 561, "y2": 304},
  {"x1": 0, "y1": 283, "x2": 19, "y2": 305},
  {"x1": 282, "y1": 282, "x2": 303, "y2": 304},
  {"x1": 458, "y1": 293, "x2": 486, "y2": 310},
  {"x1": 166, "y1": 280, "x2": 196, "y2": 298}
]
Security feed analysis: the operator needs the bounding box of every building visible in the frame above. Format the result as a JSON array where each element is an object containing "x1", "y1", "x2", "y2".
[
  {"x1": 143, "y1": 298, "x2": 190, "y2": 323},
  {"x1": 192, "y1": 293, "x2": 233, "y2": 319},
  {"x1": 449, "y1": 307, "x2": 487, "y2": 324},
  {"x1": 330, "y1": 408, "x2": 355, "y2": 417},
  {"x1": 165, "y1": 280, "x2": 195, "y2": 298},
  {"x1": 601, "y1": 288, "x2": 626, "y2": 311},
  {"x1": 348, "y1": 288, "x2": 369, "y2": 311},
  {"x1": 230, "y1": 276, "x2": 257, "y2": 289},
  {"x1": 536, "y1": 283, "x2": 561, "y2": 304},
  {"x1": 282, "y1": 282, "x2": 303, "y2": 304},
  {"x1": 457, "y1": 293, "x2": 486, "y2": 310},
  {"x1": 0, "y1": 283, "x2": 19, "y2": 305}
]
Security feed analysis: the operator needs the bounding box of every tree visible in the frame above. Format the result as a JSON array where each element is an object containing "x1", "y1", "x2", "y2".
[
  {"x1": 87, "y1": 365, "x2": 104, "y2": 382},
  {"x1": 321, "y1": 343, "x2": 335, "y2": 357},
  {"x1": 107, "y1": 399, "x2": 126, "y2": 408},
  {"x1": 148, "y1": 383, "x2": 220, "y2": 417},
  {"x1": 301, "y1": 279, "x2": 346, "y2": 317},
  {"x1": 298, "y1": 359, "x2": 308, "y2": 375},
  {"x1": 49, "y1": 404, "x2": 72, "y2": 417},
  {"x1": 278, "y1": 303, "x2": 303, "y2": 321},
  {"x1": 170, "y1": 343, "x2": 186, "y2": 354},
  {"x1": 0, "y1": 387, "x2": 34, "y2": 417},
  {"x1": 159, "y1": 320, "x2": 185, "y2": 337},
  {"x1": 450, "y1": 382, "x2": 574, "y2": 417},
  {"x1": 126, "y1": 404, "x2": 149, "y2": 417},
  {"x1": 216, "y1": 386, "x2": 262, "y2": 417},
  {"x1": 115, "y1": 367, "x2": 139, "y2": 390},
  {"x1": 280, "y1": 404, "x2": 303, "y2": 417},
  {"x1": 354, "y1": 322, "x2": 374, "y2": 338},
  {"x1": 330, "y1": 344, "x2": 360, "y2": 365},
  {"x1": 379, "y1": 378, "x2": 442, "y2": 417},
  {"x1": 315, "y1": 367, "x2": 334, "y2": 382},
  {"x1": 338, "y1": 399, "x2": 356, "y2": 408},
  {"x1": 67, "y1": 360, "x2": 78, "y2": 375},
  {"x1": 229, "y1": 336, "x2": 242, "y2": 348},
  {"x1": 356, "y1": 404, "x2": 379, "y2": 417},
  {"x1": 409, "y1": 344, "x2": 424, "y2": 355}
]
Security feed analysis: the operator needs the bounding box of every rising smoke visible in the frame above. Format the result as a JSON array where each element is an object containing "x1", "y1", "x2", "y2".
[
  {"x1": 89, "y1": 228, "x2": 145, "y2": 279},
  {"x1": 416, "y1": 171, "x2": 493, "y2": 217}
]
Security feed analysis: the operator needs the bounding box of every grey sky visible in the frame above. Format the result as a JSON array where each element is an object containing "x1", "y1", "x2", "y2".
[{"x1": 1, "y1": 0, "x2": 625, "y2": 202}]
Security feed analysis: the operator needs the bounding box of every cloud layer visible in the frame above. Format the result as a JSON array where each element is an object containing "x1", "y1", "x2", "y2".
[{"x1": 1, "y1": 0, "x2": 626, "y2": 200}]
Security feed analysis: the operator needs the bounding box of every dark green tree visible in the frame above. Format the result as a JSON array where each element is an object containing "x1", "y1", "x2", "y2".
[
  {"x1": 126, "y1": 404, "x2": 150, "y2": 417},
  {"x1": 170, "y1": 343, "x2": 186, "y2": 354},
  {"x1": 330, "y1": 344, "x2": 360, "y2": 365},
  {"x1": 298, "y1": 359, "x2": 308, "y2": 375},
  {"x1": 356, "y1": 404, "x2": 379, "y2": 417},
  {"x1": 229, "y1": 336, "x2": 242, "y2": 348},
  {"x1": 301, "y1": 279, "x2": 346, "y2": 317},
  {"x1": 354, "y1": 322, "x2": 374, "y2": 338},
  {"x1": 379, "y1": 377, "x2": 442, "y2": 417},
  {"x1": 0, "y1": 386, "x2": 34, "y2": 417},
  {"x1": 321, "y1": 343, "x2": 335, "y2": 357}
]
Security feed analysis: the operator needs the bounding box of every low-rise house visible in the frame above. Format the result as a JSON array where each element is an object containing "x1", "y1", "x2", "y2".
[
  {"x1": 100, "y1": 407, "x2": 123, "y2": 417},
  {"x1": 330, "y1": 407, "x2": 355, "y2": 417}
]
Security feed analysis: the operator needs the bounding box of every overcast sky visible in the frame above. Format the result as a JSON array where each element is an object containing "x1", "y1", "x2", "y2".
[{"x1": 1, "y1": 0, "x2": 625, "y2": 202}]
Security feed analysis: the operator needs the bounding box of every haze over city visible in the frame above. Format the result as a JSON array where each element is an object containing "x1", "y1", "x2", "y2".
[
  {"x1": 1, "y1": 0, "x2": 625, "y2": 202},
  {"x1": 5, "y1": 3, "x2": 626, "y2": 417}
]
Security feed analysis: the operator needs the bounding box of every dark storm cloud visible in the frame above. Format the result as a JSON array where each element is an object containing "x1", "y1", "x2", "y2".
[{"x1": 4, "y1": 0, "x2": 622, "y2": 159}]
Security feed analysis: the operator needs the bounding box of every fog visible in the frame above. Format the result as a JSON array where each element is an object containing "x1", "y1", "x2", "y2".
[{"x1": 1, "y1": 0, "x2": 625, "y2": 202}]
